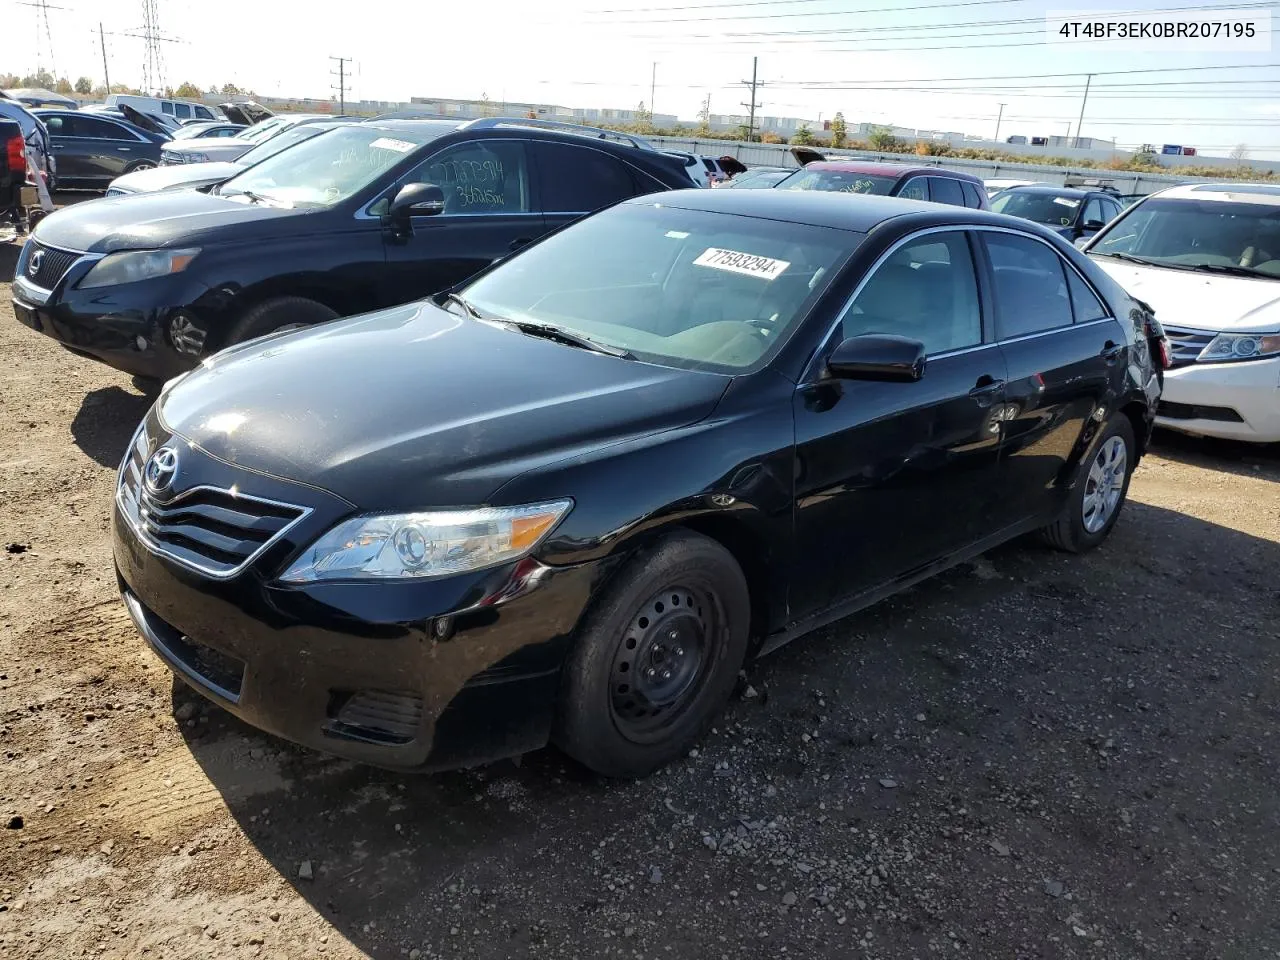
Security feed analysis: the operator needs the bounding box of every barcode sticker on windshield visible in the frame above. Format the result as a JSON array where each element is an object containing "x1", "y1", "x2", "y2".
[
  {"x1": 693, "y1": 247, "x2": 790, "y2": 280},
  {"x1": 370, "y1": 137, "x2": 416, "y2": 153},
  {"x1": 1053, "y1": 196, "x2": 1080, "y2": 207}
]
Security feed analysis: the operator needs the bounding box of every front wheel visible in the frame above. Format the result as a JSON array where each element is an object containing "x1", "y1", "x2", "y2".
[
  {"x1": 1041, "y1": 414, "x2": 1136, "y2": 553},
  {"x1": 124, "y1": 160, "x2": 156, "y2": 174},
  {"x1": 554, "y1": 531, "x2": 751, "y2": 778},
  {"x1": 226, "y1": 297, "x2": 340, "y2": 347}
]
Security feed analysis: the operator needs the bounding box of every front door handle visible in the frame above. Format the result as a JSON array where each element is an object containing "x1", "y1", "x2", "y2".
[
  {"x1": 508, "y1": 237, "x2": 533, "y2": 252},
  {"x1": 117, "y1": 147, "x2": 132, "y2": 152},
  {"x1": 1101, "y1": 340, "x2": 1123, "y2": 364},
  {"x1": 968, "y1": 374, "x2": 1005, "y2": 407}
]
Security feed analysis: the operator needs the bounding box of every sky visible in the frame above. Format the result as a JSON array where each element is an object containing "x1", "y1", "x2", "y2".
[{"x1": 4, "y1": 0, "x2": 1279, "y2": 158}]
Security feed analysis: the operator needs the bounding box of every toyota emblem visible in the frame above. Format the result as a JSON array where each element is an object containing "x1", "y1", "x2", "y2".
[
  {"x1": 27, "y1": 248, "x2": 44, "y2": 278},
  {"x1": 143, "y1": 446, "x2": 179, "y2": 495}
]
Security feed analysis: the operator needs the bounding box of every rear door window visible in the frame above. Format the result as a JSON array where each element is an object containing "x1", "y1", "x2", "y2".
[
  {"x1": 533, "y1": 142, "x2": 643, "y2": 213},
  {"x1": 1066, "y1": 268, "x2": 1110, "y2": 323},
  {"x1": 983, "y1": 232, "x2": 1074, "y2": 338},
  {"x1": 960, "y1": 180, "x2": 985, "y2": 208},
  {"x1": 928, "y1": 177, "x2": 965, "y2": 207},
  {"x1": 1083, "y1": 197, "x2": 1106, "y2": 227},
  {"x1": 174, "y1": 103, "x2": 192, "y2": 120},
  {"x1": 160, "y1": 102, "x2": 175, "y2": 115}
]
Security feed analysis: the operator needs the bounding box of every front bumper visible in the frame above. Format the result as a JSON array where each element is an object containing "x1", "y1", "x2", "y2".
[
  {"x1": 1156, "y1": 356, "x2": 1280, "y2": 443},
  {"x1": 10, "y1": 249, "x2": 218, "y2": 381},
  {"x1": 111, "y1": 423, "x2": 607, "y2": 770}
]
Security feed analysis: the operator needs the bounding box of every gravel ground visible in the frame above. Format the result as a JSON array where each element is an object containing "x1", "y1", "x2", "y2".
[{"x1": 1, "y1": 234, "x2": 1279, "y2": 960}]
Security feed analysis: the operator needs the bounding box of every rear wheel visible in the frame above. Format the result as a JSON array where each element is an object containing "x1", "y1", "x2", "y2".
[
  {"x1": 554, "y1": 531, "x2": 750, "y2": 778},
  {"x1": 124, "y1": 160, "x2": 156, "y2": 174},
  {"x1": 226, "y1": 297, "x2": 340, "y2": 347},
  {"x1": 1041, "y1": 414, "x2": 1136, "y2": 553}
]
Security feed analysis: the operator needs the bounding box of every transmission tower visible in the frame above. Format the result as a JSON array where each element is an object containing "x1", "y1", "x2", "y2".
[
  {"x1": 140, "y1": 0, "x2": 165, "y2": 95},
  {"x1": 15, "y1": 1, "x2": 67, "y2": 79}
]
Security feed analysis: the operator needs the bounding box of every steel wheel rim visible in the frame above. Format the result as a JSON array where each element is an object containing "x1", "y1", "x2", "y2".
[
  {"x1": 609, "y1": 586, "x2": 715, "y2": 744},
  {"x1": 1082, "y1": 435, "x2": 1127, "y2": 533},
  {"x1": 133, "y1": 161, "x2": 156, "y2": 171}
]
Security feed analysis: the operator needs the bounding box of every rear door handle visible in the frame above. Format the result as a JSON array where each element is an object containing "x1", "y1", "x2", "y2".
[
  {"x1": 117, "y1": 147, "x2": 132, "y2": 152},
  {"x1": 968, "y1": 374, "x2": 1005, "y2": 407},
  {"x1": 1101, "y1": 340, "x2": 1123, "y2": 364}
]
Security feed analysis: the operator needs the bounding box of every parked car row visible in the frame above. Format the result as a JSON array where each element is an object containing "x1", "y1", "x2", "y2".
[{"x1": 10, "y1": 114, "x2": 1274, "y2": 782}]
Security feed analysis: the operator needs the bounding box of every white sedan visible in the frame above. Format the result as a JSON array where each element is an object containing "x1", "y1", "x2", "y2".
[{"x1": 1086, "y1": 183, "x2": 1280, "y2": 443}]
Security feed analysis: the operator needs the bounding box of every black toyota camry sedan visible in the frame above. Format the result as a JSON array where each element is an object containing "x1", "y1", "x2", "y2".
[{"x1": 114, "y1": 189, "x2": 1163, "y2": 778}]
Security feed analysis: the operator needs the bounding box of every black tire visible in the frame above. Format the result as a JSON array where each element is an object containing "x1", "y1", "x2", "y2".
[
  {"x1": 1041, "y1": 414, "x2": 1137, "y2": 553},
  {"x1": 554, "y1": 530, "x2": 751, "y2": 778},
  {"x1": 226, "y1": 297, "x2": 339, "y2": 347}
]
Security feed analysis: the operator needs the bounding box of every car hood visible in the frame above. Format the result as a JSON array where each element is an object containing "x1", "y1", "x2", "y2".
[
  {"x1": 1091, "y1": 258, "x2": 1280, "y2": 332},
  {"x1": 33, "y1": 189, "x2": 306, "y2": 253},
  {"x1": 109, "y1": 160, "x2": 246, "y2": 195},
  {"x1": 158, "y1": 300, "x2": 729, "y2": 510}
]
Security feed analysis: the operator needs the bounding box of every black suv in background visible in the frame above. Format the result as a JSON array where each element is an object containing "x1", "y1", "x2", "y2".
[
  {"x1": 10, "y1": 117, "x2": 697, "y2": 381},
  {"x1": 989, "y1": 185, "x2": 1126, "y2": 244}
]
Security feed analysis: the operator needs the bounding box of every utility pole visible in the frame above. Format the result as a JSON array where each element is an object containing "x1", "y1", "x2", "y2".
[
  {"x1": 740, "y1": 56, "x2": 762, "y2": 142},
  {"x1": 15, "y1": 0, "x2": 68, "y2": 78},
  {"x1": 993, "y1": 102, "x2": 1005, "y2": 143},
  {"x1": 98, "y1": 23, "x2": 111, "y2": 92},
  {"x1": 650, "y1": 62, "x2": 656, "y2": 119},
  {"x1": 1073, "y1": 73, "x2": 1093, "y2": 148},
  {"x1": 330, "y1": 56, "x2": 351, "y2": 114}
]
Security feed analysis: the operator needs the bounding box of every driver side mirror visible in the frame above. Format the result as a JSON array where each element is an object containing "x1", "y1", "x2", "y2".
[
  {"x1": 388, "y1": 182, "x2": 445, "y2": 227},
  {"x1": 827, "y1": 334, "x2": 926, "y2": 383},
  {"x1": 1083, "y1": 219, "x2": 1105, "y2": 232}
]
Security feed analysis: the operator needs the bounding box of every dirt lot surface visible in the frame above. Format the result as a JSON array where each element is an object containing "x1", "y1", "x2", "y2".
[{"x1": 1, "y1": 235, "x2": 1279, "y2": 960}]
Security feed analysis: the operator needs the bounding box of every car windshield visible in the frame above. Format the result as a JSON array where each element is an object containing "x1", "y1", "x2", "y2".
[
  {"x1": 990, "y1": 191, "x2": 1081, "y2": 225},
  {"x1": 237, "y1": 123, "x2": 334, "y2": 165},
  {"x1": 238, "y1": 117, "x2": 288, "y2": 143},
  {"x1": 777, "y1": 169, "x2": 898, "y2": 195},
  {"x1": 1092, "y1": 197, "x2": 1280, "y2": 278},
  {"x1": 218, "y1": 125, "x2": 435, "y2": 208},
  {"x1": 171, "y1": 123, "x2": 216, "y2": 140},
  {"x1": 727, "y1": 169, "x2": 793, "y2": 189},
  {"x1": 459, "y1": 202, "x2": 856, "y2": 373}
]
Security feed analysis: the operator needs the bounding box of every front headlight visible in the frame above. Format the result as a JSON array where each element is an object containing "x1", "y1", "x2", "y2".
[
  {"x1": 1198, "y1": 332, "x2": 1280, "y2": 363},
  {"x1": 279, "y1": 500, "x2": 573, "y2": 583},
  {"x1": 78, "y1": 248, "x2": 200, "y2": 288}
]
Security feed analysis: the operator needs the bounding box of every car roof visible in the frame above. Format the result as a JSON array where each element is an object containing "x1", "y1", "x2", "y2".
[
  {"x1": 801, "y1": 160, "x2": 982, "y2": 183},
  {"x1": 359, "y1": 118, "x2": 466, "y2": 137},
  {"x1": 630, "y1": 187, "x2": 1016, "y2": 231},
  {"x1": 1002, "y1": 185, "x2": 1092, "y2": 198},
  {"x1": 1153, "y1": 182, "x2": 1280, "y2": 203}
]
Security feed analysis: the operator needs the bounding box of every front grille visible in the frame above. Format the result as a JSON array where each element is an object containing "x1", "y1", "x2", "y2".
[
  {"x1": 1158, "y1": 400, "x2": 1245, "y2": 423},
  {"x1": 1162, "y1": 326, "x2": 1216, "y2": 369},
  {"x1": 328, "y1": 690, "x2": 423, "y2": 745},
  {"x1": 17, "y1": 240, "x2": 81, "y2": 290},
  {"x1": 117, "y1": 427, "x2": 310, "y2": 579}
]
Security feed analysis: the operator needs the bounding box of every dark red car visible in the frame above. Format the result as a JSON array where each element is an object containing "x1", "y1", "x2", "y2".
[{"x1": 775, "y1": 160, "x2": 989, "y2": 210}]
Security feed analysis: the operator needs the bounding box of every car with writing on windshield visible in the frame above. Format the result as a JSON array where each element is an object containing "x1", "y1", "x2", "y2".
[
  {"x1": 105, "y1": 120, "x2": 350, "y2": 198},
  {"x1": 990, "y1": 185, "x2": 1125, "y2": 245},
  {"x1": 774, "y1": 160, "x2": 990, "y2": 210},
  {"x1": 112, "y1": 188, "x2": 1161, "y2": 777},
  {"x1": 10, "y1": 117, "x2": 699, "y2": 382},
  {"x1": 1085, "y1": 183, "x2": 1280, "y2": 443}
]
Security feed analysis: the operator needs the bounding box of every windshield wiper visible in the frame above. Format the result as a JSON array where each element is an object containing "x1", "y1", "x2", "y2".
[
  {"x1": 1179, "y1": 263, "x2": 1276, "y2": 280},
  {"x1": 506, "y1": 320, "x2": 634, "y2": 359},
  {"x1": 223, "y1": 188, "x2": 280, "y2": 206},
  {"x1": 441, "y1": 292, "x2": 482, "y2": 318},
  {"x1": 1094, "y1": 252, "x2": 1165, "y2": 267}
]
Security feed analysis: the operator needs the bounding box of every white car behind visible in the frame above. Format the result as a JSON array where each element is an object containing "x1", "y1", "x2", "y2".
[{"x1": 1085, "y1": 183, "x2": 1280, "y2": 443}]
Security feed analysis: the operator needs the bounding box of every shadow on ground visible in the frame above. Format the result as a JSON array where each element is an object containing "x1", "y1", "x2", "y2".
[
  {"x1": 1150, "y1": 426, "x2": 1280, "y2": 482},
  {"x1": 70, "y1": 385, "x2": 152, "y2": 467},
  {"x1": 177, "y1": 501, "x2": 1280, "y2": 959}
]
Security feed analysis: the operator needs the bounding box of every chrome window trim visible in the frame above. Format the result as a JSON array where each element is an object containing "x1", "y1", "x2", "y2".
[{"x1": 804, "y1": 223, "x2": 1118, "y2": 382}]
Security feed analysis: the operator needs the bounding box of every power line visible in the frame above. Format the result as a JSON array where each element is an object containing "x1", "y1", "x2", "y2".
[
  {"x1": 768, "y1": 62, "x2": 1280, "y2": 86},
  {"x1": 592, "y1": 0, "x2": 1023, "y2": 17}
]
